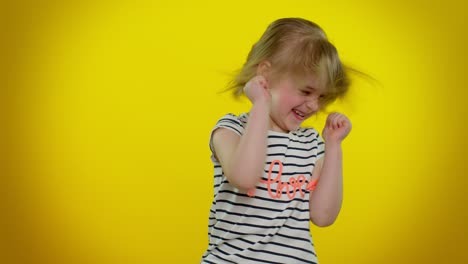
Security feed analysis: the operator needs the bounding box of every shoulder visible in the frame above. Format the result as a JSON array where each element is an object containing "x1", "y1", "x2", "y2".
[
  {"x1": 210, "y1": 113, "x2": 246, "y2": 161},
  {"x1": 209, "y1": 113, "x2": 246, "y2": 156},
  {"x1": 212, "y1": 113, "x2": 248, "y2": 136},
  {"x1": 291, "y1": 127, "x2": 324, "y2": 152},
  {"x1": 217, "y1": 113, "x2": 248, "y2": 126},
  {"x1": 292, "y1": 127, "x2": 321, "y2": 139}
]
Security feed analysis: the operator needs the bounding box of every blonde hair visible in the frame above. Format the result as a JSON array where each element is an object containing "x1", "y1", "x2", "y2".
[{"x1": 228, "y1": 18, "x2": 351, "y2": 108}]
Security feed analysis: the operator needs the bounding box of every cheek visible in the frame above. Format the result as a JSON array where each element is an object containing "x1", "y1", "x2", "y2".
[
  {"x1": 280, "y1": 94, "x2": 302, "y2": 109},
  {"x1": 271, "y1": 89, "x2": 302, "y2": 112}
]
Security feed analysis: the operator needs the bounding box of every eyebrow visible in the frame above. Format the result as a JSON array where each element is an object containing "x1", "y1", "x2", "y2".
[{"x1": 306, "y1": 85, "x2": 326, "y2": 95}]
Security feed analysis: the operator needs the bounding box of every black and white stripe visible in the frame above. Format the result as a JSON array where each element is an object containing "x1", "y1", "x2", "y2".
[{"x1": 203, "y1": 113, "x2": 324, "y2": 264}]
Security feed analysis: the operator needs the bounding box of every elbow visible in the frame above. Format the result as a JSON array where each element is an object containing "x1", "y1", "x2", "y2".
[
  {"x1": 312, "y1": 218, "x2": 335, "y2": 227},
  {"x1": 225, "y1": 173, "x2": 259, "y2": 191},
  {"x1": 310, "y1": 213, "x2": 337, "y2": 227},
  {"x1": 225, "y1": 166, "x2": 263, "y2": 191},
  {"x1": 236, "y1": 182, "x2": 258, "y2": 191},
  {"x1": 234, "y1": 177, "x2": 259, "y2": 191}
]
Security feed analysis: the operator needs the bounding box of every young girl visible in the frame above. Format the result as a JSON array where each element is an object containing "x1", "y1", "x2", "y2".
[{"x1": 202, "y1": 18, "x2": 352, "y2": 264}]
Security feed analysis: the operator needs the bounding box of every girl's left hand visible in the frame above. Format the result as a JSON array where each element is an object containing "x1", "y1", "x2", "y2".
[{"x1": 322, "y1": 112, "x2": 352, "y2": 143}]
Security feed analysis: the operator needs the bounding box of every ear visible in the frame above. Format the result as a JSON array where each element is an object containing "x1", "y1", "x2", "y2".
[{"x1": 256, "y1": 60, "x2": 272, "y2": 78}]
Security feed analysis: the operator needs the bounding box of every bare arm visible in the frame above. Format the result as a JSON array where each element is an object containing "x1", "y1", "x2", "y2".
[
  {"x1": 309, "y1": 113, "x2": 351, "y2": 227},
  {"x1": 309, "y1": 143, "x2": 343, "y2": 227},
  {"x1": 212, "y1": 76, "x2": 271, "y2": 191}
]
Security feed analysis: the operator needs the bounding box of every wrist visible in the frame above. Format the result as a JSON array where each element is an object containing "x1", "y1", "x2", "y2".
[
  {"x1": 324, "y1": 140, "x2": 342, "y2": 150},
  {"x1": 252, "y1": 97, "x2": 271, "y2": 110}
]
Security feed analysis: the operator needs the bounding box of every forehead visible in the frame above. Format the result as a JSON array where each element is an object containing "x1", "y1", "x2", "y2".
[{"x1": 287, "y1": 69, "x2": 328, "y2": 93}]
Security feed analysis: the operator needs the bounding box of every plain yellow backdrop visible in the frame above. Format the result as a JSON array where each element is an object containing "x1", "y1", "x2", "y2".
[{"x1": 3, "y1": 0, "x2": 468, "y2": 263}]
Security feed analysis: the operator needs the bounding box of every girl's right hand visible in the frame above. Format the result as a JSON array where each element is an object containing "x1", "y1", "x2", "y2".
[{"x1": 243, "y1": 75, "x2": 271, "y2": 105}]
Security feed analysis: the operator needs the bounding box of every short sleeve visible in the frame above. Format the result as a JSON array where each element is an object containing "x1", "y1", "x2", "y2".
[
  {"x1": 209, "y1": 113, "x2": 246, "y2": 162},
  {"x1": 315, "y1": 130, "x2": 325, "y2": 160}
]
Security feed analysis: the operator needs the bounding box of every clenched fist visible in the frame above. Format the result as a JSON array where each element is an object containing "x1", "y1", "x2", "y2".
[
  {"x1": 322, "y1": 112, "x2": 352, "y2": 143},
  {"x1": 244, "y1": 75, "x2": 271, "y2": 104}
]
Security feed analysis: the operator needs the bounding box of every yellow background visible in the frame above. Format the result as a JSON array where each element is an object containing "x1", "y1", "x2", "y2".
[{"x1": 3, "y1": 0, "x2": 467, "y2": 263}]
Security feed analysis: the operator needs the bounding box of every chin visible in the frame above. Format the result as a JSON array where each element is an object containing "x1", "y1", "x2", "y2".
[
  {"x1": 286, "y1": 123, "x2": 301, "y2": 132},
  {"x1": 291, "y1": 126, "x2": 300, "y2": 132}
]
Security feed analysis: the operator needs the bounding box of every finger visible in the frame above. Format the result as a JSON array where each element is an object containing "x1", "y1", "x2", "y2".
[
  {"x1": 344, "y1": 118, "x2": 352, "y2": 131},
  {"x1": 334, "y1": 116, "x2": 340, "y2": 130},
  {"x1": 331, "y1": 113, "x2": 340, "y2": 130},
  {"x1": 337, "y1": 115, "x2": 349, "y2": 128},
  {"x1": 335, "y1": 115, "x2": 345, "y2": 128},
  {"x1": 327, "y1": 114, "x2": 334, "y2": 129},
  {"x1": 339, "y1": 117, "x2": 351, "y2": 132},
  {"x1": 327, "y1": 112, "x2": 336, "y2": 123},
  {"x1": 340, "y1": 119, "x2": 346, "y2": 128},
  {"x1": 337, "y1": 114, "x2": 348, "y2": 130},
  {"x1": 328, "y1": 114, "x2": 334, "y2": 129}
]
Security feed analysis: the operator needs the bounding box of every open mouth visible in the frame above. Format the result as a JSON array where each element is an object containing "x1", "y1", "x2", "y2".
[{"x1": 292, "y1": 109, "x2": 306, "y2": 120}]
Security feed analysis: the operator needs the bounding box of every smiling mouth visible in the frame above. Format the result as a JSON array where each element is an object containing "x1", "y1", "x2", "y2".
[{"x1": 292, "y1": 109, "x2": 306, "y2": 120}]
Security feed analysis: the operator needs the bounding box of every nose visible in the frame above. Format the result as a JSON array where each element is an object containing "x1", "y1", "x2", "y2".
[{"x1": 305, "y1": 96, "x2": 319, "y2": 112}]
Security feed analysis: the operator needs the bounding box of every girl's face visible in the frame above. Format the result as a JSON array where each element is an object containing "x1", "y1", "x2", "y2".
[{"x1": 267, "y1": 71, "x2": 326, "y2": 133}]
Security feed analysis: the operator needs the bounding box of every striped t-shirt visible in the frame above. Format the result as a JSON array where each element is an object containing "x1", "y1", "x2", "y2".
[{"x1": 201, "y1": 113, "x2": 325, "y2": 264}]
